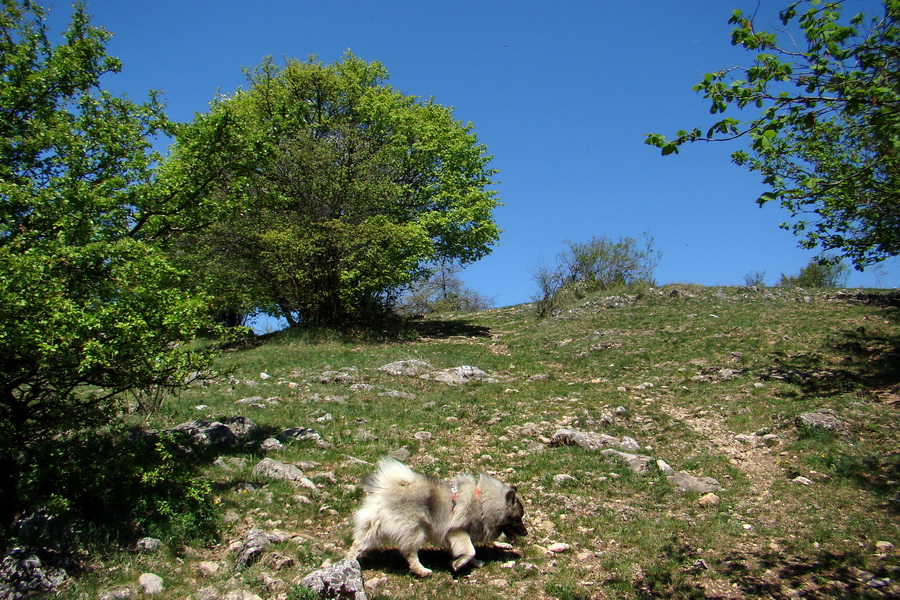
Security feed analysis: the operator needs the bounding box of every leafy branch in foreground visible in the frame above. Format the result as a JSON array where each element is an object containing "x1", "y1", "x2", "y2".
[{"x1": 646, "y1": 1, "x2": 900, "y2": 269}]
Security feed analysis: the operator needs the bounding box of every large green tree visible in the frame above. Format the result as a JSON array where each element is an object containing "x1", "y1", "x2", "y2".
[
  {"x1": 0, "y1": 0, "x2": 222, "y2": 524},
  {"x1": 168, "y1": 54, "x2": 500, "y2": 327},
  {"x1": 646, "y1": 1, "x2": 900, "y2": 269}
]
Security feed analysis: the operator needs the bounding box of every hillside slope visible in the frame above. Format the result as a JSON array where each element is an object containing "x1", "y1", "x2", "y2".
[{"x1": 64, "y1": 286, "x2": 900, "y2": 599}]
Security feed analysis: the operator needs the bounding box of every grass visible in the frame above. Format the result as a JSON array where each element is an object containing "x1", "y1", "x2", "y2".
[{"x1": 49, "y1": 285, "x2": 900, "y2": 599}]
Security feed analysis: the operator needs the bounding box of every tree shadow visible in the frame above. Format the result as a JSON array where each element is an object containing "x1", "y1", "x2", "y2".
[
  {"x1": 409, "y1": 318, "x2": 492, "y2": 340},
  {"x1": 762, "y1": 293, "x2": 900, "y2": 397},
  {"x1": 720, "y1": 547, "x2": 893, "y2": 599}
]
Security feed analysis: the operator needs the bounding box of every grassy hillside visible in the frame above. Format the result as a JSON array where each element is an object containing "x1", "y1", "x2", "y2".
[{"x1": 63, "y1": 286, "x2": 899, "y2": 599}]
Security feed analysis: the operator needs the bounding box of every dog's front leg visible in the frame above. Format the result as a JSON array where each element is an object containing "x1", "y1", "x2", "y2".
[{"x1": 448, "y1": 530, "x2": 481, "y2": 572}]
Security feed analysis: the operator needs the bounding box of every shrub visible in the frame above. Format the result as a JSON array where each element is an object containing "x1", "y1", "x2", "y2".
[
  {"x1": 15, "y1": 429, "x2": 219, "y2": 549},
  {"x1": 779, "y1": 258, "x2": 849, "y2": 288},
  {"x1": 396, "y1": 262, "x2": 492, "y2": 316},
  {"x1": 531, "y1": 234, "x2": 660, "y2": 317},
  {"x1": 743, "y1": 270, "x2": 767, "y2": 287}
]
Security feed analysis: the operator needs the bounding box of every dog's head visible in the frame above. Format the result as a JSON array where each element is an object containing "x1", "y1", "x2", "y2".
[{"x1": 500, "y1": 487, "x2": 528, "y2": 540}]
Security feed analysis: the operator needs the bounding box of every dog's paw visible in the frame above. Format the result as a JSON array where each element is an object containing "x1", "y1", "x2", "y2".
[
  {"x1": 411, "y1": 566, "x2": 433, "y2": 578},
  {"x1": 451, "y1": 555, "x2": 476, "y2": 572}
]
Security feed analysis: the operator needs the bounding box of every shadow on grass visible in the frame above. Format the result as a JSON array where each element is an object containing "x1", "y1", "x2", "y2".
[
  {"x1": 356, "y1": 545, "x2": 520, "y2": 578},
  {"x1": 763, "y1": 294, "x2": 900, "y2": 397},
  {"x1": 230, "y1": 315, "x2": 492, "y2": 349},
  {"x1": 720, "y1": 547, "x2": 893, "y2": 599},
  {"x1": 410, "y1": 318, "x2": 492, "y2": 339}
]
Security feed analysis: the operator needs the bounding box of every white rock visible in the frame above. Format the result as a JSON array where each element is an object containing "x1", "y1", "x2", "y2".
[
  {"x1": 260, "y1": 372, "x2": 272, "y2": 379},
  {"x1": 698, "y1": 493, "x2": 721, "y2": 507},
  {"x1": 656, "y1": 459, "x2": 675, "y2": 476},
  {"x1": 196, "y1": 561, "x2": 220, "y2": 577},
  {"x1": 553, "y1": 473, "x2": 577, "y2": 486},
  {"x1": 547, "y1": 542, "x2": 571, "y2": 553},
  {"x1": 138, "y1": 573, "x2": 163, "y2": 594},
  {"x1": 792, "y1": 476, "x2": 813, "y2": 486},
  {"x1": 619, "y1": 436, "x2": 640, "y2": 452}
]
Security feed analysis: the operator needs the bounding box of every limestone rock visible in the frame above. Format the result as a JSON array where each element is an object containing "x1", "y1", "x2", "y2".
[
  {"x1": 233, "y1": 529, "x2": 271, "y2": 571},
  {"x1": 252, "y1": 458, "x2": 317, "y2": 489},
  {"x1": 549, "y1": 428, "x2": 619, "y2": 450},
  {"x1": 276, "y1": 427, "x2": 330, "y2": 449},
  {"x1": 299, "y1": 558, "x2": 367, "y2": 600},
  {"x1": 422, "y1": 365, "x2": 499, "y2": 385},
  {"x1": 0, "y1": 548, "x2": 71, "y2": 598},
  {"x1": 698, "y1": 493, "x2": 721, "y2": 507},
  {"x1": 138, "y1": 573, "x2": 163, "y2": 594},
  {"x1": 797, "y1": 409, "x2": 843, "y2": 432},
  {"x1": 378, "y1": 360, "x2": 433, "y2": 376},
  {"x1": 134, "y1": 537, "x2": 162, "y2": 553},
  {"x1": 667, "y1": 471, "x2": 722, "y2": 493},
  {"x1": 601, "y1": 449, "x2": 655, "y2": 475}
]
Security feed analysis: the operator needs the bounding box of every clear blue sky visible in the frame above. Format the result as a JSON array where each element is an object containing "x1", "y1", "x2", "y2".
[{"x1": 47, "y1": 0, "x2": 898, "y2": 311}]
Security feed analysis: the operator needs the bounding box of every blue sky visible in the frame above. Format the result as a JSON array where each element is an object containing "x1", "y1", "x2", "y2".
[{"x1": 47, "y1": 0, "x2": 898, "y2": 311}]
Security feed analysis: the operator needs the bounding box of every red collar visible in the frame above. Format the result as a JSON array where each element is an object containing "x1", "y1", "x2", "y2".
[{"x1": 451, "y1": 486, "x2": 481, "y2": 513}]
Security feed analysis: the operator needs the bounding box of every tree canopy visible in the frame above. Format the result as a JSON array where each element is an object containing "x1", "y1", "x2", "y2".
[
  {"x1": 167, "y1": 54, "x2": 501, "y2": 327},
  {"x1": 0, "y1": 0, "x2": 222, "y2": 524},
  {"x1": 646, "y1": 0, "x2": 900, "y2": 269}
]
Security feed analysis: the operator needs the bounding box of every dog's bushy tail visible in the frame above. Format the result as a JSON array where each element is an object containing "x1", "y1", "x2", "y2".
[{"x1": 361, "y1": 457, "x2": 417, "y2": 493}]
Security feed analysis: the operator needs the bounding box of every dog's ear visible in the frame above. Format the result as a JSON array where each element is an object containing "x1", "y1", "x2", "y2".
[{"x1": 506, "y1": 488, "x2": 517, "y2": 505}]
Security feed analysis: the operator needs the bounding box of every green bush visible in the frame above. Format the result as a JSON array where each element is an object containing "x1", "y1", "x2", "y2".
[
  {"x1": 531, "y1": 234, "x2": 660, "y2": 317},
  {"x1": 779, "y1": 258, "x2": 849, "y2": 288},
  {"x1": 16, "y1": 429, "x2": 219, "y2": 549}
]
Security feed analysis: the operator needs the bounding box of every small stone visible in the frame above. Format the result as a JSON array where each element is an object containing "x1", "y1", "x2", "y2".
[
  {"x1": 489, "y1": 578, "x2": 508, "y2": 587},
  {"x1": 196, "y1": 561, "x2": 220, "y2": 577},
  {"x1": 547, "y1": 542, "x2": 571, "y2": 553},
  {"x1": 875, "y1": 541, "x2": 894, "y2": 553},
  {"x1": 413, "y1": 431, "x2": 432, "y2": 441},
  {"x1": 138, "y1": 573, "x2": 163, "y2": 594},
  {"x1": 366, "y1": 576, "x2": 388, "y2": 590},
  {"x1": 223, "y1": 591, "x2": 263, "y2": 600},
  {"x1": 259, "y1": 438, "x2": 282, "y2": 452},
  {"x1": 698, "y1": 493, "x2": 721, "y2": 508},
  {"x1": 100, "y1": 587, "x2": 133, "y2": 600},
  {"x1": 761, "y1": 433, "x2": 781, "y2": 447},
  {"x1": 553, "y1": 474, "x2": 577, "y2": 486},
  {"x1": 135, "y1": 537, "x2": 162, "y2": 552},
  {"x1": 390, "y1": 447, "x2": 411, "y2": 461},
  {"x1": 667, "y1": 471, "x2": 721, "y2": 493},
  {"x1": 236, "y1": 395, "x2": 265, "y2": 405},
  {"x1": 260, "y1": 372, "x2": 272, "y2": 380},
  {"x1": 792, "y1": 476, "x2": 813, "y2": 486}
]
